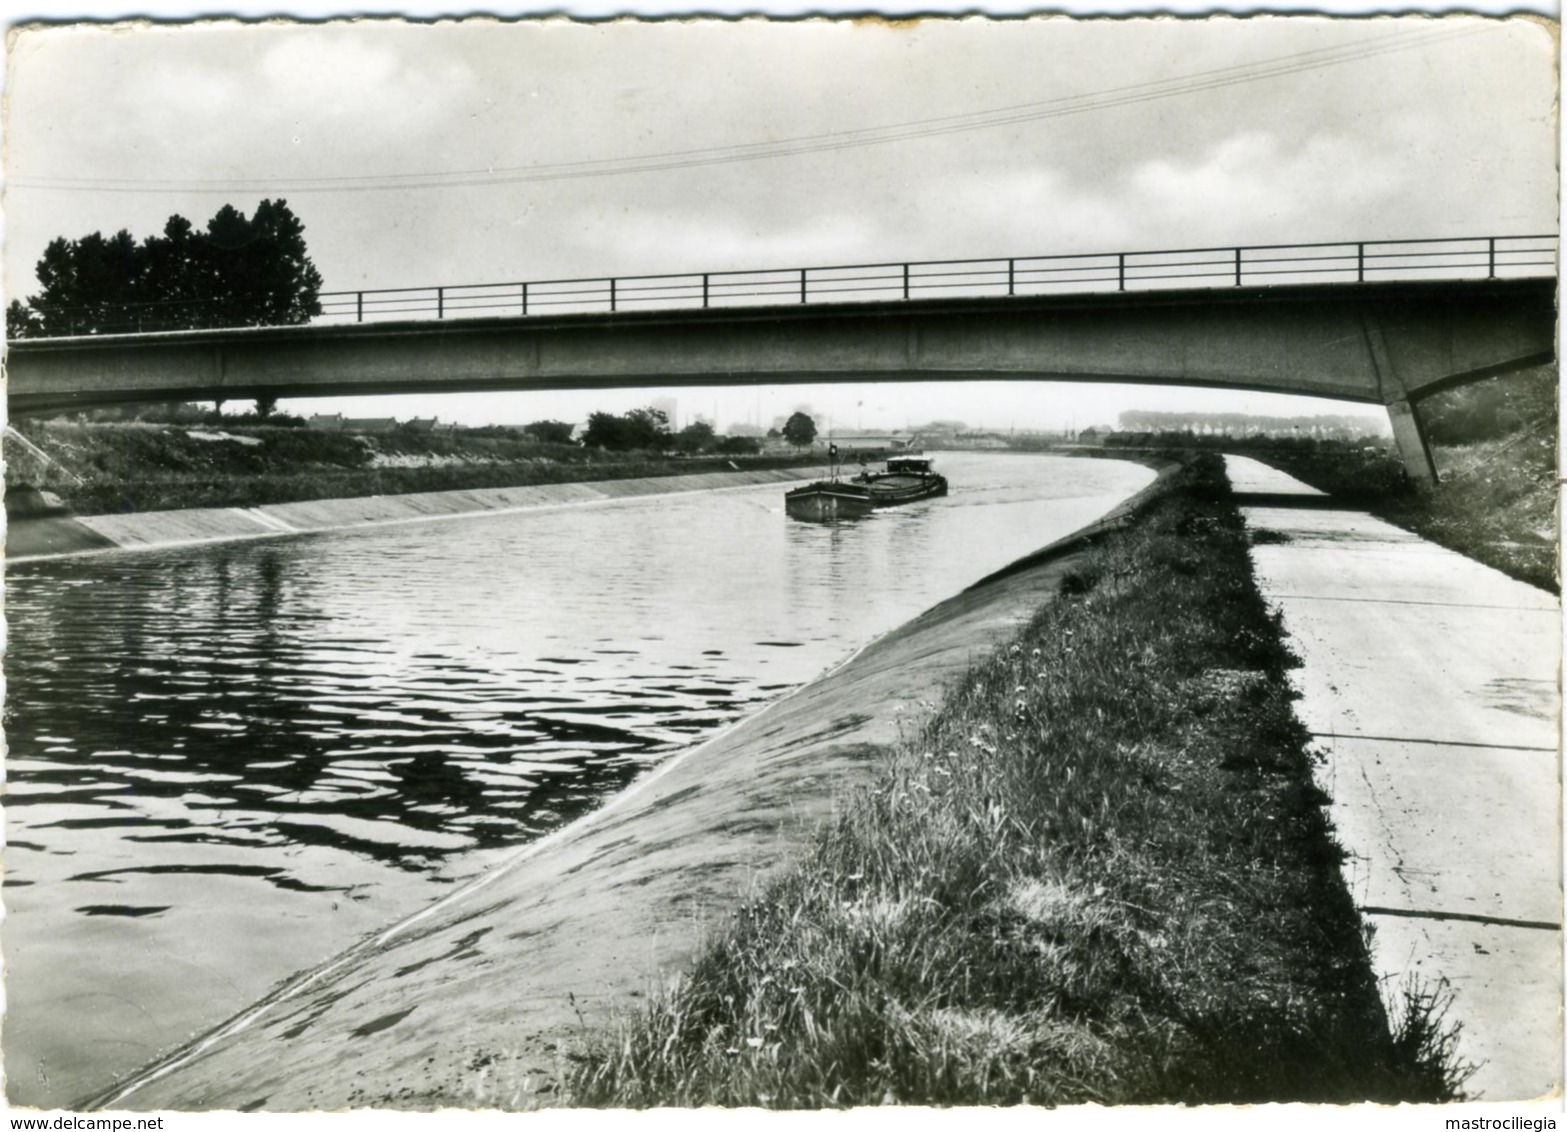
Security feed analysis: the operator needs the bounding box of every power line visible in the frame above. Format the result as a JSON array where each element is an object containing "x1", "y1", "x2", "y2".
[{"x1": 9, "y1": 23, "x2": 1489, "y2": 196}]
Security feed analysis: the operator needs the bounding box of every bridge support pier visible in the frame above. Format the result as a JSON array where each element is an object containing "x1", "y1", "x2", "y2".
[{"x1": 1386, "y1": 399, "x2": 1439, "y2": 488}]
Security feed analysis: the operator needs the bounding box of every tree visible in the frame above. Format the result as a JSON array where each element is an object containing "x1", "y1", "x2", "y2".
[
  {"x1": 7, "y1": 300, "x2": 43, "y2": 339},
  {"x1": 10, "y1": 200, "x2": 322, "y2": 337},
  {"x1": 782, "y1": 411, "x2": 818, "y2": 448},
  {"x1": 202, "y1": 200, "x2": 323, "y2": 328},
  {"x1": 582, "y1": 411, "x2": 625, "y2": 450},
  {"x1": 675, "y1": 420, "x2": 716, "y2": 454},
  {"x1": 255, "y1": 394, "x2": 279, "y2": 420},
  {"x1": 140, "y1": 214, "x2": 208, "y2": 330},
  {"x1": 521, "y1": 419, "x2": 576, "y2": 445},
  {"x1": 624, "y1": 407, "x2": 671, "y2": 449},
  {"x1": 717, "y1": 435, "x2": 761, "y2": 455},
  {"x1": 582, "y1": 406, "x2": 671, "y2": 451}
]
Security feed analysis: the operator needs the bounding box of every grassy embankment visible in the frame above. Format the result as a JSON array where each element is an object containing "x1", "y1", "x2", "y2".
[
  {"x1": 1252, "y1": 424, "x2": 1557, "y2": 593},
  {"x1": 1125, "y1": 365, "x2": 1558, "y2": 593},
  {"x1": 3, "y1": 421, "x2": 821, "y2": 516},
  {"x1": 565, "y1": 455, "x2": 1462, "y2": 1108}
]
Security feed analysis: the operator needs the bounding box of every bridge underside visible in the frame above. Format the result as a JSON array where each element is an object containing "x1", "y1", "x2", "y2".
[{"x1": 7, "y1": 278, "x2": 1555, "y2": 482}]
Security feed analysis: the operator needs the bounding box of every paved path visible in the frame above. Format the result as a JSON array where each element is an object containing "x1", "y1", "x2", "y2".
[{"x1": 1226, "y1": 455, "x2": 1561, "y2": 1101}]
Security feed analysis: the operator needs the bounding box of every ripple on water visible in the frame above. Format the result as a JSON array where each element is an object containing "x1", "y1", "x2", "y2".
[{"x1": 3, "y1": 452, "x2": 1155, "y2": 1107}]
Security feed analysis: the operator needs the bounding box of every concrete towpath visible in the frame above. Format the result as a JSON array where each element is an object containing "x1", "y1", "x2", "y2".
[{"x1": 1225, "y1": 455, "x2": 1561, "y2": 1101}]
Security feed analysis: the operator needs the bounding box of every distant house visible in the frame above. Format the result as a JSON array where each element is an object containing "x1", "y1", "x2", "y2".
[
  {"x1": 344, "y1": 418, "x2": 399, "y2": 434},
  {"x1": 403, "y1": 417, "x2": 440, "y2": 433},
  {"x1": 822, "y1": 434, "x2": 916, "y2": 453},
  {"x1": 306, "y1": 413, "x2": 400, "y2": 434}
]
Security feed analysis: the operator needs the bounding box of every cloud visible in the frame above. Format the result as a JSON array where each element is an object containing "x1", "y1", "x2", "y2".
[
  {"x1": 138, "y1": 62, "x2": 248, "y2": 122},
  {"x1": 256, "y1": 34, "x2": 476, "y2": 139},
  {"x1": 1121, "y1": 130, "x2": 1412, "y2": 243},
  {"x1": 905, "y1": 129, "x2": 1420, "y2": 258},
  {"x1": 563, "y1": 205, "x2": 887, "y2": 273},
  {"x1": 259, "y1": 35, "x2": 402, "y2": 93},
  {"x1": 919, "y1": 167, "x2": 1135, "y2": 252},
  {"x1": 5, "y1": 18, "x2": 1553, "y2": 310}
]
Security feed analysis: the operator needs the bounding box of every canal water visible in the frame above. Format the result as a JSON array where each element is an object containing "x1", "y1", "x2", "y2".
[{"x1": 3, "y1": 451, "x2": 1154, "y2": 1107}]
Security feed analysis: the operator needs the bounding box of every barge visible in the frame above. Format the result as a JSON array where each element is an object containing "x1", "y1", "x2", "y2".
[{"x1": 785, "y1": 454, "x2": 948, "y2": 521}]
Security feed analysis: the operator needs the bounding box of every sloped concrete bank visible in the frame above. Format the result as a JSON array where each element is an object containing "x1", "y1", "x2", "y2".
[
  {"x1": 6, "y1": 466, "x2": 832, "y2": 561},
  {"x1": 91, "y1": 467, "x2": 1170, "y2": 1112},
  {"x1": 4, "y1": 486, "x2": 117, "y2": 557}
]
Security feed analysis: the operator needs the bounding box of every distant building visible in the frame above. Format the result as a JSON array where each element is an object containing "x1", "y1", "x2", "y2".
[
  {"x1": 306, "y1": 413, "x2": 398, "y2": 434},
  {"x1": 403, "y1": 417, "x2": 440, "y2": 433},
  {"x1": 819, "y1": 434, "x2": 915, "y2": 453},
  {"x1": 345, "y1": 418, "x2": 399, "y2": 434}
]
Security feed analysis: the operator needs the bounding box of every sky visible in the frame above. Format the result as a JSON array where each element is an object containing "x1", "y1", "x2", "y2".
[
  {"x1": 3, "y1": 10, "x2": 1558, "y2": 433},
  {"x1": 0, "y1": 4, "x2": 1561, "y2": 1132}
]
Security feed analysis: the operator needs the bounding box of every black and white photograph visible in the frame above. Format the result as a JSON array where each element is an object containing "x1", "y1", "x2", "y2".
[{"x1": 1, "y1": 2, "x2": 1559, "y2": 1118}]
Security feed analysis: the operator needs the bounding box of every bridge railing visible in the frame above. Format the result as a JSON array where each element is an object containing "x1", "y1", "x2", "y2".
[
  {"x1": 315, "y1": 235, "x2": 1558, "y2": 326},
  {"x1": 20, "y1": 234, "x2": 1559, "y2": 336}
]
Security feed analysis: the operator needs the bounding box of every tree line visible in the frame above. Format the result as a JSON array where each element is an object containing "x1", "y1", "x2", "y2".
[
  {"x1": 1116, "y1": 409, "x2": 1386, "y2": 438},
  {"x1": 8, "y1": 200, "x2": 323, "y2": 338},
  {"x1": 581, "y1": 408, "x2": 817, "y2": 454},
  {"x1": 10, "y1": 199, "x2": 832, "y2": 454},
  {"x1": 54, "y1": 401, "x2": 823, "y2": 457}
]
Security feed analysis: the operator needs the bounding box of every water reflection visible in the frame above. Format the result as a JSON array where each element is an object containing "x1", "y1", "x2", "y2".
[{"x1": 4, "y1": 452, "x2": 1154, "y2": 1106}]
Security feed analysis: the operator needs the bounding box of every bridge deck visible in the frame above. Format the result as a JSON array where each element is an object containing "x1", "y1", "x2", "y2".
[{"x1": 7, "y1": 277, "x2": 1556, "y2": 419}]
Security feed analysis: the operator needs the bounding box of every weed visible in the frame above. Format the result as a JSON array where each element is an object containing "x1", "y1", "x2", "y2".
[
  {"x1": 1249, "y1": 528, "x2": 1293, "y2": 545},
  {"x1": 1385, "y1": 978, "x2": 1478, "y2": 1101}
]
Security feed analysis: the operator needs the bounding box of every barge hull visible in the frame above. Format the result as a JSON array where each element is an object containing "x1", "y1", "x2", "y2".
[{"x1": 784, "y1": 485, "x2": 875, "y2": 521}]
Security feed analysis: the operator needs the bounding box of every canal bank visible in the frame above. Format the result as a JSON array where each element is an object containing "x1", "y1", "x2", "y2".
[
  {"x1": 6, "y1": 465, "x2": 833, "y2": 561},
  {"x1": 91, "y1": 465, "x2": 1172, "y2": 1111}
]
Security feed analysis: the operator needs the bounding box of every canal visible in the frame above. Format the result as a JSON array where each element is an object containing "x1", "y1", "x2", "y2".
[{"x1": 3, "y1": 451, "x2": 1154, "y2": 1107}]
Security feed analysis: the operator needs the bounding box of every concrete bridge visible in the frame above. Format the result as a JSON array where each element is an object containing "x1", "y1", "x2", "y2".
[{"x1": 6, "y1": 237, "x2": 1557, "y2": 483}]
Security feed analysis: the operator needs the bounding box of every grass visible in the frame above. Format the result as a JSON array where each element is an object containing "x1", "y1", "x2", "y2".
[
  {"x1": 4, "y1": 421, "x2": 820, "y2": 515},
  {"x1": 1194, "y1": 365, "x2": 1559, "y2": 594},
  {"x1": 563, "y1": 455, "x2": 1464, "y2": 1108},
  {"x1": 1243, "y1": 424, "x2": 1557, "y2": 594}
]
